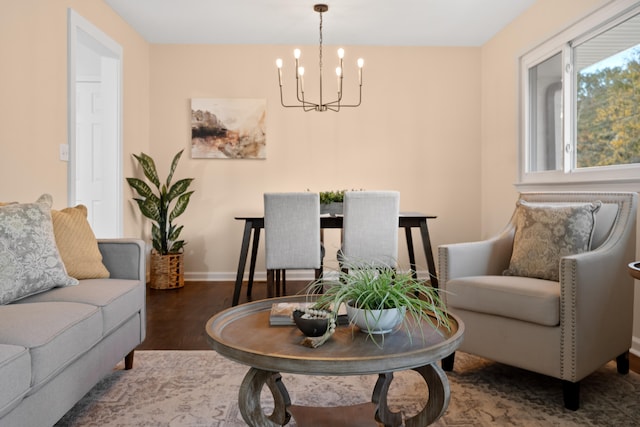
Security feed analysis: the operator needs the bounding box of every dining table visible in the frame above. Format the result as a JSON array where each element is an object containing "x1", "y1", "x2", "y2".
[{"x1": 232, "y1": 212, "x2": 438, "y2": 306}]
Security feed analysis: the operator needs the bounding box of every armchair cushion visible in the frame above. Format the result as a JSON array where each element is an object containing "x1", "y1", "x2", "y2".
[
  {"x1": 446, "y1": 275, "x2": 560, "y2": 326},
  {"x1": 503, "y1": 201, "x2": 601, "y2": 281}
]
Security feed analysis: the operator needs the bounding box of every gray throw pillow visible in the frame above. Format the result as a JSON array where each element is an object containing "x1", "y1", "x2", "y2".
[
  {"x1": 503, "y1": 200, "x2": 601, "y2": 281},
  {"x1": 0, "y1": 194, "x2": 78, "y2": 305}
]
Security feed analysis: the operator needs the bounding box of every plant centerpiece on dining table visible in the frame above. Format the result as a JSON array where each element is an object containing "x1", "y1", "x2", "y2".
[
  {"x1": 306, "y1": 260, "x2": 450, "y2": 346},
  {"x1": 127, "y1": 149, "x2": 194, "y2": 289},
  {"x1": 316, "y1": 189, "x2": 364, "y2": 215},
  {"x1": 318, "y1": 189, "x2": 345, "y2": 215}
]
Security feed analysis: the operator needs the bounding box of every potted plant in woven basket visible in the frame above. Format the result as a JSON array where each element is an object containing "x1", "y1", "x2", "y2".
[{"x1": 127, "y1": 150, "x2": 194, "y2": 289}]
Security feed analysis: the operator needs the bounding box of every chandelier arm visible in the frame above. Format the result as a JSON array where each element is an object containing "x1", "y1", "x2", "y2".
[{"x1": 278, "y1": 79, "x2": 321, "y2": 110}]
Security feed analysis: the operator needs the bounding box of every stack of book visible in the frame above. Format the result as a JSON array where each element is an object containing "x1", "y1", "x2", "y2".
[{"x1": 269, "y1": 302, "x2": 313, "y2": 326}]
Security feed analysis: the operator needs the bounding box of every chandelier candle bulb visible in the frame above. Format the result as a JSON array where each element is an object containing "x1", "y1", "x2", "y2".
[
  {"x1": 298, "y1": 67, "x2": 304, "y2": 92},
  {"x1": 276, "y1": 59, "x2": 283, "y2": 85}
]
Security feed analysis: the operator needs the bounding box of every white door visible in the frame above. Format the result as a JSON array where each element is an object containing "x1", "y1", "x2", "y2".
[
  {"x1": 68, "y1": 9, "x2": 122, "y2": 238},
  {"x1": 75, "y1": 80, "x2": 109, "y2": 236}
]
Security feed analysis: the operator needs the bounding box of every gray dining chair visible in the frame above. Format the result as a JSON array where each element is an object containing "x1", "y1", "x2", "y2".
[
  {"x1": 339, "y1": 191, "x2": 400, "y2": 270},
  {"x1": 264, "y1": 192, "x2": 323, "y2": 298}
]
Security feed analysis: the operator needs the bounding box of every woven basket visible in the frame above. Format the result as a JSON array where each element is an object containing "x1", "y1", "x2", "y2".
[{"x1": 150, "y1": 251, "x2": 184, "y2": 289}]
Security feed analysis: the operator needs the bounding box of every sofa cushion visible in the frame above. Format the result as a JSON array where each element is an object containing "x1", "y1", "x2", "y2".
[
  {"x1": 0, "y1": 344, "x2": 30, "y2": 418},
  {"x1": 446, "y1": 275, "x2": 561, "y2": 326},
  {"x1": 51, "y1": 205, "x2": 110, "y2": 280},
  {"x1": 503, "y1": 200, "x2": 601, "y2": 281},
  {"x1": 0, "y1": 302, "x2": 102, "y2": 393},
  {"x1": 17, "y1": 278, "x2": 144, "y2": 335},
  {"x1": 0, "y1": 194, "x2": 78, "y2": 305}
]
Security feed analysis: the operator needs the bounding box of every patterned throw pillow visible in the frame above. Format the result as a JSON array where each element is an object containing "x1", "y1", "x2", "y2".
[
  {"x1": 52, "y1": 205, "x2": 110, "y2": 279},
  {"x1": 503, "y1": 200, "x2": 601, "y2": 281},
  {"x1": 0, "y1": 194, "x2": 78, "y2": 305}
]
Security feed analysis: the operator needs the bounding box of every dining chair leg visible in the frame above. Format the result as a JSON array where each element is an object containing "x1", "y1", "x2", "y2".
[
  {"x1": 266, "y1": 270, "x2": 275, "y2": 298},
  {"x1": 275, "y1": 270, "x2": 283, "y2": 297},
  {"x1": 282, "y1": 270, "x2": 287, "y2": 296}
]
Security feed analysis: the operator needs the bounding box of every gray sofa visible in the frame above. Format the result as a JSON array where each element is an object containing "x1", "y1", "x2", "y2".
[{"x1": 0, "y1": 238, "x2": 146, "y2": 427}]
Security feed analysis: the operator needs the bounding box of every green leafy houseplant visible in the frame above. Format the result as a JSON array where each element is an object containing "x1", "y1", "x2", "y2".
[
  {"x1": 319, "y1": 190, "x2": 346, "y2": 205},
  {"x1": 126, "y1": 150, "x2": 194, "y2": 255},
  {"x1": 307, "y1": 260, "x2": 450, "y2": 346}
]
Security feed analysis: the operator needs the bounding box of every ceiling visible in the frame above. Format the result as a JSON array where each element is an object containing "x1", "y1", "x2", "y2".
[{"x1": 103, "y1": 0, "x2": 536, "y2": 46}]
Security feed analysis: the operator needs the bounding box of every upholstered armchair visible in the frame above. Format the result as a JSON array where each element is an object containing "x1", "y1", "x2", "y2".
[{"x1": 438, "y1": 192, "x2": 637, "y2": 410}]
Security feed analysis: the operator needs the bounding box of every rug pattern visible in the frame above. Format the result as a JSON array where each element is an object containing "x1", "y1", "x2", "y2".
[{"x1": 55, "y1": 350, "x2": 640, "y2": 426}]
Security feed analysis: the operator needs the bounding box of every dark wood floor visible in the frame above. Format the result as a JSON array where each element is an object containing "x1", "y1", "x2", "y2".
[
  {"x1": 137, "y1": 280, "x2": 309, "y2": 350},
  {"x1": 137, "y1": 281, "x2": 640, "y2": 374}
]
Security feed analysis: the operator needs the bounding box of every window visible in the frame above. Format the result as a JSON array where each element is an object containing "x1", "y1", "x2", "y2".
[{"x1": 519, "y1": 1, "x2": 640, "y2": 185}]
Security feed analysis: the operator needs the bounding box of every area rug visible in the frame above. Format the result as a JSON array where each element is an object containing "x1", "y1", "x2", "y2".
[{"x1": 55, "y1": 350, "x2": 640, "y2": 426}]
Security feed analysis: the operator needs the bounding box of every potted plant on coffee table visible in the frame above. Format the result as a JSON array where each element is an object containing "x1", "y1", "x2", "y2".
[
  {"x1": 127, "y1": 149, "x2": 194, "y2": 289},
  {"x1": 306, "y1": 259, "x2": 450, "y2": 347}
]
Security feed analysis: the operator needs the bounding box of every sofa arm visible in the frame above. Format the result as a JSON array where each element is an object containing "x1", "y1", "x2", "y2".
[
  {"x1": 438, "y1": 228, "x2": 515, "y2": 285},
  {"x1": 98, "y1": 239, "x2": 146, "y2": 281}
]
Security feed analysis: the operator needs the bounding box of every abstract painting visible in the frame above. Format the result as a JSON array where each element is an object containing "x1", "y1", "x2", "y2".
[{"x1": 191, "y1": 98, "x2": 266, "y2": 159}]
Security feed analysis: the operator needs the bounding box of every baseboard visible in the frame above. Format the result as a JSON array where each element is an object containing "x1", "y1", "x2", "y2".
[
  {"x1": 184, "y1": 271, "x2": 314, "y2": 281},
  {"x1": 631, "y1": 336, "x2": 640, "y2": 358},
  {"x1": 185, "y1": 269, "x2": 432, "y2": 282}
]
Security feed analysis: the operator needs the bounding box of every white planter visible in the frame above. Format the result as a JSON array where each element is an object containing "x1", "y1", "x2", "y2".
[{"x1": 346, "y1": 304, "x2": 406, "y2": 334}]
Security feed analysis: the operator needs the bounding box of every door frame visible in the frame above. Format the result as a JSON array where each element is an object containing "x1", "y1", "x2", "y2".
[{"x1": 67, "y1": 8, "x2": 123, "y2": 236}]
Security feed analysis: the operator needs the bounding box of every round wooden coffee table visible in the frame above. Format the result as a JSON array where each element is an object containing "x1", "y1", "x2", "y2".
[{"x1": 206, "y1": 295, "x2": 464, "y2": 427}]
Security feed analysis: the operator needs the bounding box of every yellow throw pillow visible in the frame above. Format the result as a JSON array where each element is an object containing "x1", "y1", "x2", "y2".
[{"x1": 51, "y1": 205, "x2": 110, "y2": 279}]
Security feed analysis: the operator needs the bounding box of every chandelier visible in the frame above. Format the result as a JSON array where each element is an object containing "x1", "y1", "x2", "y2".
[{"x1": 276, "y1": 4, "x2": 363, "y2": 112}]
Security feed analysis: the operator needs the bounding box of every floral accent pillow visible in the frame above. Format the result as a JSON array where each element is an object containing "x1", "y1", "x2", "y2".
[
  {"x1": 503, "y1": 200, "x2": 601, "y2": 281},
  {"x1": 0, "y1": 194, "x2": 78, "y2": 305}
]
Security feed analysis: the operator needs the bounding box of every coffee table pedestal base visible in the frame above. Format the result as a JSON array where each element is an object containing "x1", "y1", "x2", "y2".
[{"x1": 238, "y1": 363, "x2": 450, "y2": 427}]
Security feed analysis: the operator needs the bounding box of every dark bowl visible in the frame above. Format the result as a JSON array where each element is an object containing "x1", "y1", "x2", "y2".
[{"x1": 292, "y1": 309, "x2": 329, "y2": 337}]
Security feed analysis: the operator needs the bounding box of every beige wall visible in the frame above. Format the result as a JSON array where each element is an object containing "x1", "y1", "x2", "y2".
[
  {"x1": 0, "y1": 0, "x2": 150, "y2": 237},
  {"x1": 149, "y1": 44, "x2": 482, "y2": 277},
  {"x1": 479, "y1": 0, "x2": 609, "y2": 237}
]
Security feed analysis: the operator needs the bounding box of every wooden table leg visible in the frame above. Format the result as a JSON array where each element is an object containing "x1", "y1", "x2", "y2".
[
  {"x1": 419, "y1": 220, "x2": 438, "y2": 288},
  {"x1": 372, "y1": 373, "x2": 403, "y2": 426},
  {"x1": 404, "y1": 227, "x2": 418, "y2": 280},
  {"x1": 406, "y1": 364, "x2": 450, "y2": 426},
  {"x1": 232, "y1": 221, "x2": 254, "y2": 306},
  {"x1": 239, "y1": 368, "x2": 291, "y2": 426},
  {"x1": 246, "y1": 227, "x2": 261, "y2": 298},
  {"x1": 372, "y1": 363, "x2": 450, "y2": 427}
]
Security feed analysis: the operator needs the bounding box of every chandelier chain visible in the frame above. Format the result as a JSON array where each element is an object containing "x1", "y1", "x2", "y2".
[{"x1": 318, "y1": 11, "x2": 323, "y2": 77}]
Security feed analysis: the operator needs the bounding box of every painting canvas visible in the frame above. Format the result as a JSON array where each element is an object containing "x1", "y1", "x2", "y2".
[{"x1": 191, "y1": 98, "x2": 266, "y2": 159}]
